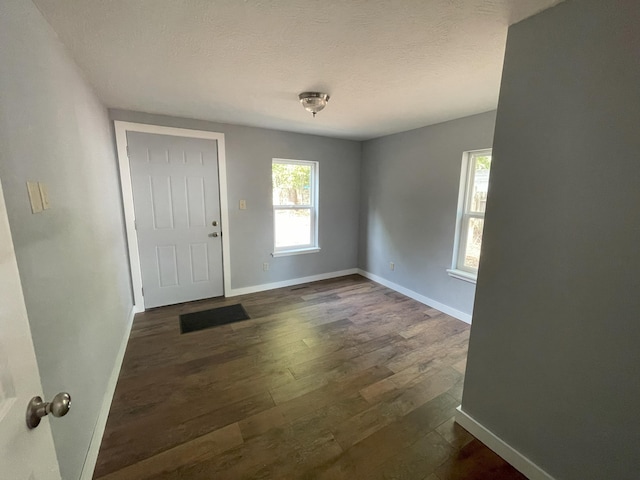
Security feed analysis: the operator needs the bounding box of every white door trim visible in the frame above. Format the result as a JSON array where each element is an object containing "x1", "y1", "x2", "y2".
[{"x1": 114, "y1": 121, "x2": 231, "y2": 311}]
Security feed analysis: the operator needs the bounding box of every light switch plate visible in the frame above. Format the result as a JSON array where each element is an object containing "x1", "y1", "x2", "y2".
[
  {"x1": 239, "y1": 199, "x2": 247, "y2": 210},
  {"x1": 38, "y1": 182, "x2": 50, "y2": 210},
  {"x1": 27, "y1": 181, "x2": 43, "y2": 213}
]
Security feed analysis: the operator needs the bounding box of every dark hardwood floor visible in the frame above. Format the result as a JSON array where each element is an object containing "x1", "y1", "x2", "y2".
[{"x1": 94, "y1": 275, "x2": 524, "y2": 480}]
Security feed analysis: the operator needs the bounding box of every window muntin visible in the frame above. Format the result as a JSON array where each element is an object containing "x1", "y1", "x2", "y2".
[
  {"x1": 272, "y1": 159, "x2": 318, "y2": 253},
  {"x1": 454, "y1": 149, "x2": 492, "y2": 276}
]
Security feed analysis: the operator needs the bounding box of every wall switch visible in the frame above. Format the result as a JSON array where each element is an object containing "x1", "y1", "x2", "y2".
[
  {"x1": 38, "y1": 182, "x2": 50, "y2": 210},
  {"x1": 239, "y1": 199, "x2": 247, "y2": 210},
  {"x1": 27, "y1": 181, "x2": 43, "y2": 213},
  {"x1": 263, "y1": 262, "x2": 269, "y2": 271},
  {"x1": 389, "y1": 262, "x2": 395, "y2": 271}
]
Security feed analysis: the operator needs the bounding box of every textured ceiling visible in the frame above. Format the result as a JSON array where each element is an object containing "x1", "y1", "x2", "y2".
[{"x1": 32, "y1": 0, "x2": 563, "y2": 140}]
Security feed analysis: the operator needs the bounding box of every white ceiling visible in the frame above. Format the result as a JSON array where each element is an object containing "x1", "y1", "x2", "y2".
[{"x1": 33, "y1": 0, "x2": 563, "y2": 140}]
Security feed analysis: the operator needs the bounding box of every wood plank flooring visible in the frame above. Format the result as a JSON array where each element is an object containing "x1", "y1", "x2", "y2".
[{"x1": 94, "y1": 275, "x2": 524, "y2": 480}]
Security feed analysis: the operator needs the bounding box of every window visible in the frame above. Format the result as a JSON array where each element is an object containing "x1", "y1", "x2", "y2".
[
  {"x1": 272, "y1": 159, "x2": 319, "y2": 256},
  {"x1": 448, "y1": 149, "x2": 492, "y2": 282}
]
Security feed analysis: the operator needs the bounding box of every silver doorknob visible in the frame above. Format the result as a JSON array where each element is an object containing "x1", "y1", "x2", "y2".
[
  {"x1": 208, "y1": 232, "x2": 219, "y2": 237},
  {"x1": 26, "y1": 392, "x2": 71, "y2": 429}
]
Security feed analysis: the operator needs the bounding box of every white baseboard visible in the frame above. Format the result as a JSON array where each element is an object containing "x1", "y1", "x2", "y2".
[
  {"x1": 357, "y1": 269, "x2": 472, "y2": 324},
  {"x1": 226, "y1": 268, "x2": 359, "y2": 297},
  {"x1": 80, "y1": 306, "x2": 136, "y2": 480},
  {"x1": 455, "y1": 407, "x2": 555, "y2": 480}
]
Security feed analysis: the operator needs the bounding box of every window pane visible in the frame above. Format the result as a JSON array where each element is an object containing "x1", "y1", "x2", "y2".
[
  {"x1": 469, "y1": 154, "x2": 491, "y2": 213},
  {"x1": 463, "y1": 217, "x2": 484, "y2": 270},
  {"x1": 275, "y1": 209, "x2": 311, "y2": 248},
  {"x1": 272, "y1": 163, "x2": 312, "y2": 206}
]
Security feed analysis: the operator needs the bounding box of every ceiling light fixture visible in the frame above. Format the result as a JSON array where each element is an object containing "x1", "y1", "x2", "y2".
[{"x1": 298, "y1": 92, "x2": 330, "y2": 117}]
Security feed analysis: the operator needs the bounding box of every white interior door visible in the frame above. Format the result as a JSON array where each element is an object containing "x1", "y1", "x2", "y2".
[
  {"x1": 127, "y1": 131, "x2": 224, "y2": 309},
  {"x1": 0, "y1": 181, "x2": 61, "y2": 479}
]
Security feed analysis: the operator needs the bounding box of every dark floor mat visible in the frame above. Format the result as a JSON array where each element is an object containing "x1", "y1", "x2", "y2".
[{"x1": 179, "y1": 304, "x2": 250, "y2": 334}]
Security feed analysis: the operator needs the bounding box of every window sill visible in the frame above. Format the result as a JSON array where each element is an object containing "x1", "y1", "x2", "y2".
[
  {"x1": 272, "y1": 247, "x2": 321, "y2": 258},
  {"x1": 446, "y1": 269, "x2": 477, "y2": 284}
]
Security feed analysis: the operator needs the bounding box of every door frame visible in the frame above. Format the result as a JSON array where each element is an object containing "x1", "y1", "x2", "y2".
[{"x1": 114, "y1": 121, "x2": 231, "y2": 311}]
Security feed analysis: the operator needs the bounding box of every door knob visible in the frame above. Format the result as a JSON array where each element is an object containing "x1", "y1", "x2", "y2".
[
  {"x1": 26, "y1": 392, "x2": 71, "y2": 429},
  {"x1": 211, "y1": 220, "x2": 218, "y2": 226},
  {"x1": 208, "y1": 232, "x2": 219, "y2": 237}
]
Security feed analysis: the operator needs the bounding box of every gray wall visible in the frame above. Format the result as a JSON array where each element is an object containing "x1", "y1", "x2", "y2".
[
  {"x1": 359, "y1": 111, "x2": 496, "y2": 317},
  {"x1": 461, "y1": 1, "x2": 640, "y2": 479},
  {"x1": 109, "y1": 110, "x2": 362, "y2": 290},
  {"x1": 0, "y1": 1, "x2": 133, "y2": 478}
]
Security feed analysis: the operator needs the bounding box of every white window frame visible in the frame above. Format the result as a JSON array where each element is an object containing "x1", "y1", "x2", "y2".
[
  {"x1": 447, "y1": 148, "x2": 492, "y2": 283},
  {"x1": 272, "y1": 158, "x2": 320, "y2": 257}
]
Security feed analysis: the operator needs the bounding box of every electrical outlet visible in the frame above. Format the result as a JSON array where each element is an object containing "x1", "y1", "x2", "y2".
[
  {"x1": 239, "y1": 199, "x2": 247, "y2": 210},
  {"x1": 263, "y1": 262, "x2": 269, "y2": 271},
  {"x1": 389, "y1": 262, "x2": 395, "y2": 271}
]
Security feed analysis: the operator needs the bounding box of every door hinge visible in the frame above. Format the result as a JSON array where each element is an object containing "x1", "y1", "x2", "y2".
[
  {"x1": 141, "y1": 287, "x2": 144, "y2": 296},
  {"x1": 126, "y1": 145, "x2": 130, "y2": 158},
  {"x1": 134, "y1": 219, "x2": 137, "y2": 230}
]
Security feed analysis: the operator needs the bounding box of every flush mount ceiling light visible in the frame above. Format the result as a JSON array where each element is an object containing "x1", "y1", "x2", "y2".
[{"x1": 298, "y1": 92, "x2": 330, "y2": 117}]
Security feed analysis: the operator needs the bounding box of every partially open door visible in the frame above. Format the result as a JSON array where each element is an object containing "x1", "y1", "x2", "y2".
[{"x1": 0, "y1": 180, "x2": 61, "y2": 479}]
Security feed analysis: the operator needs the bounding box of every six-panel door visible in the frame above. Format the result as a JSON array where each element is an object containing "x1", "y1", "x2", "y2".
[{"x1": 127, "y1": 132, "x2": 224, "y2": 308}]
